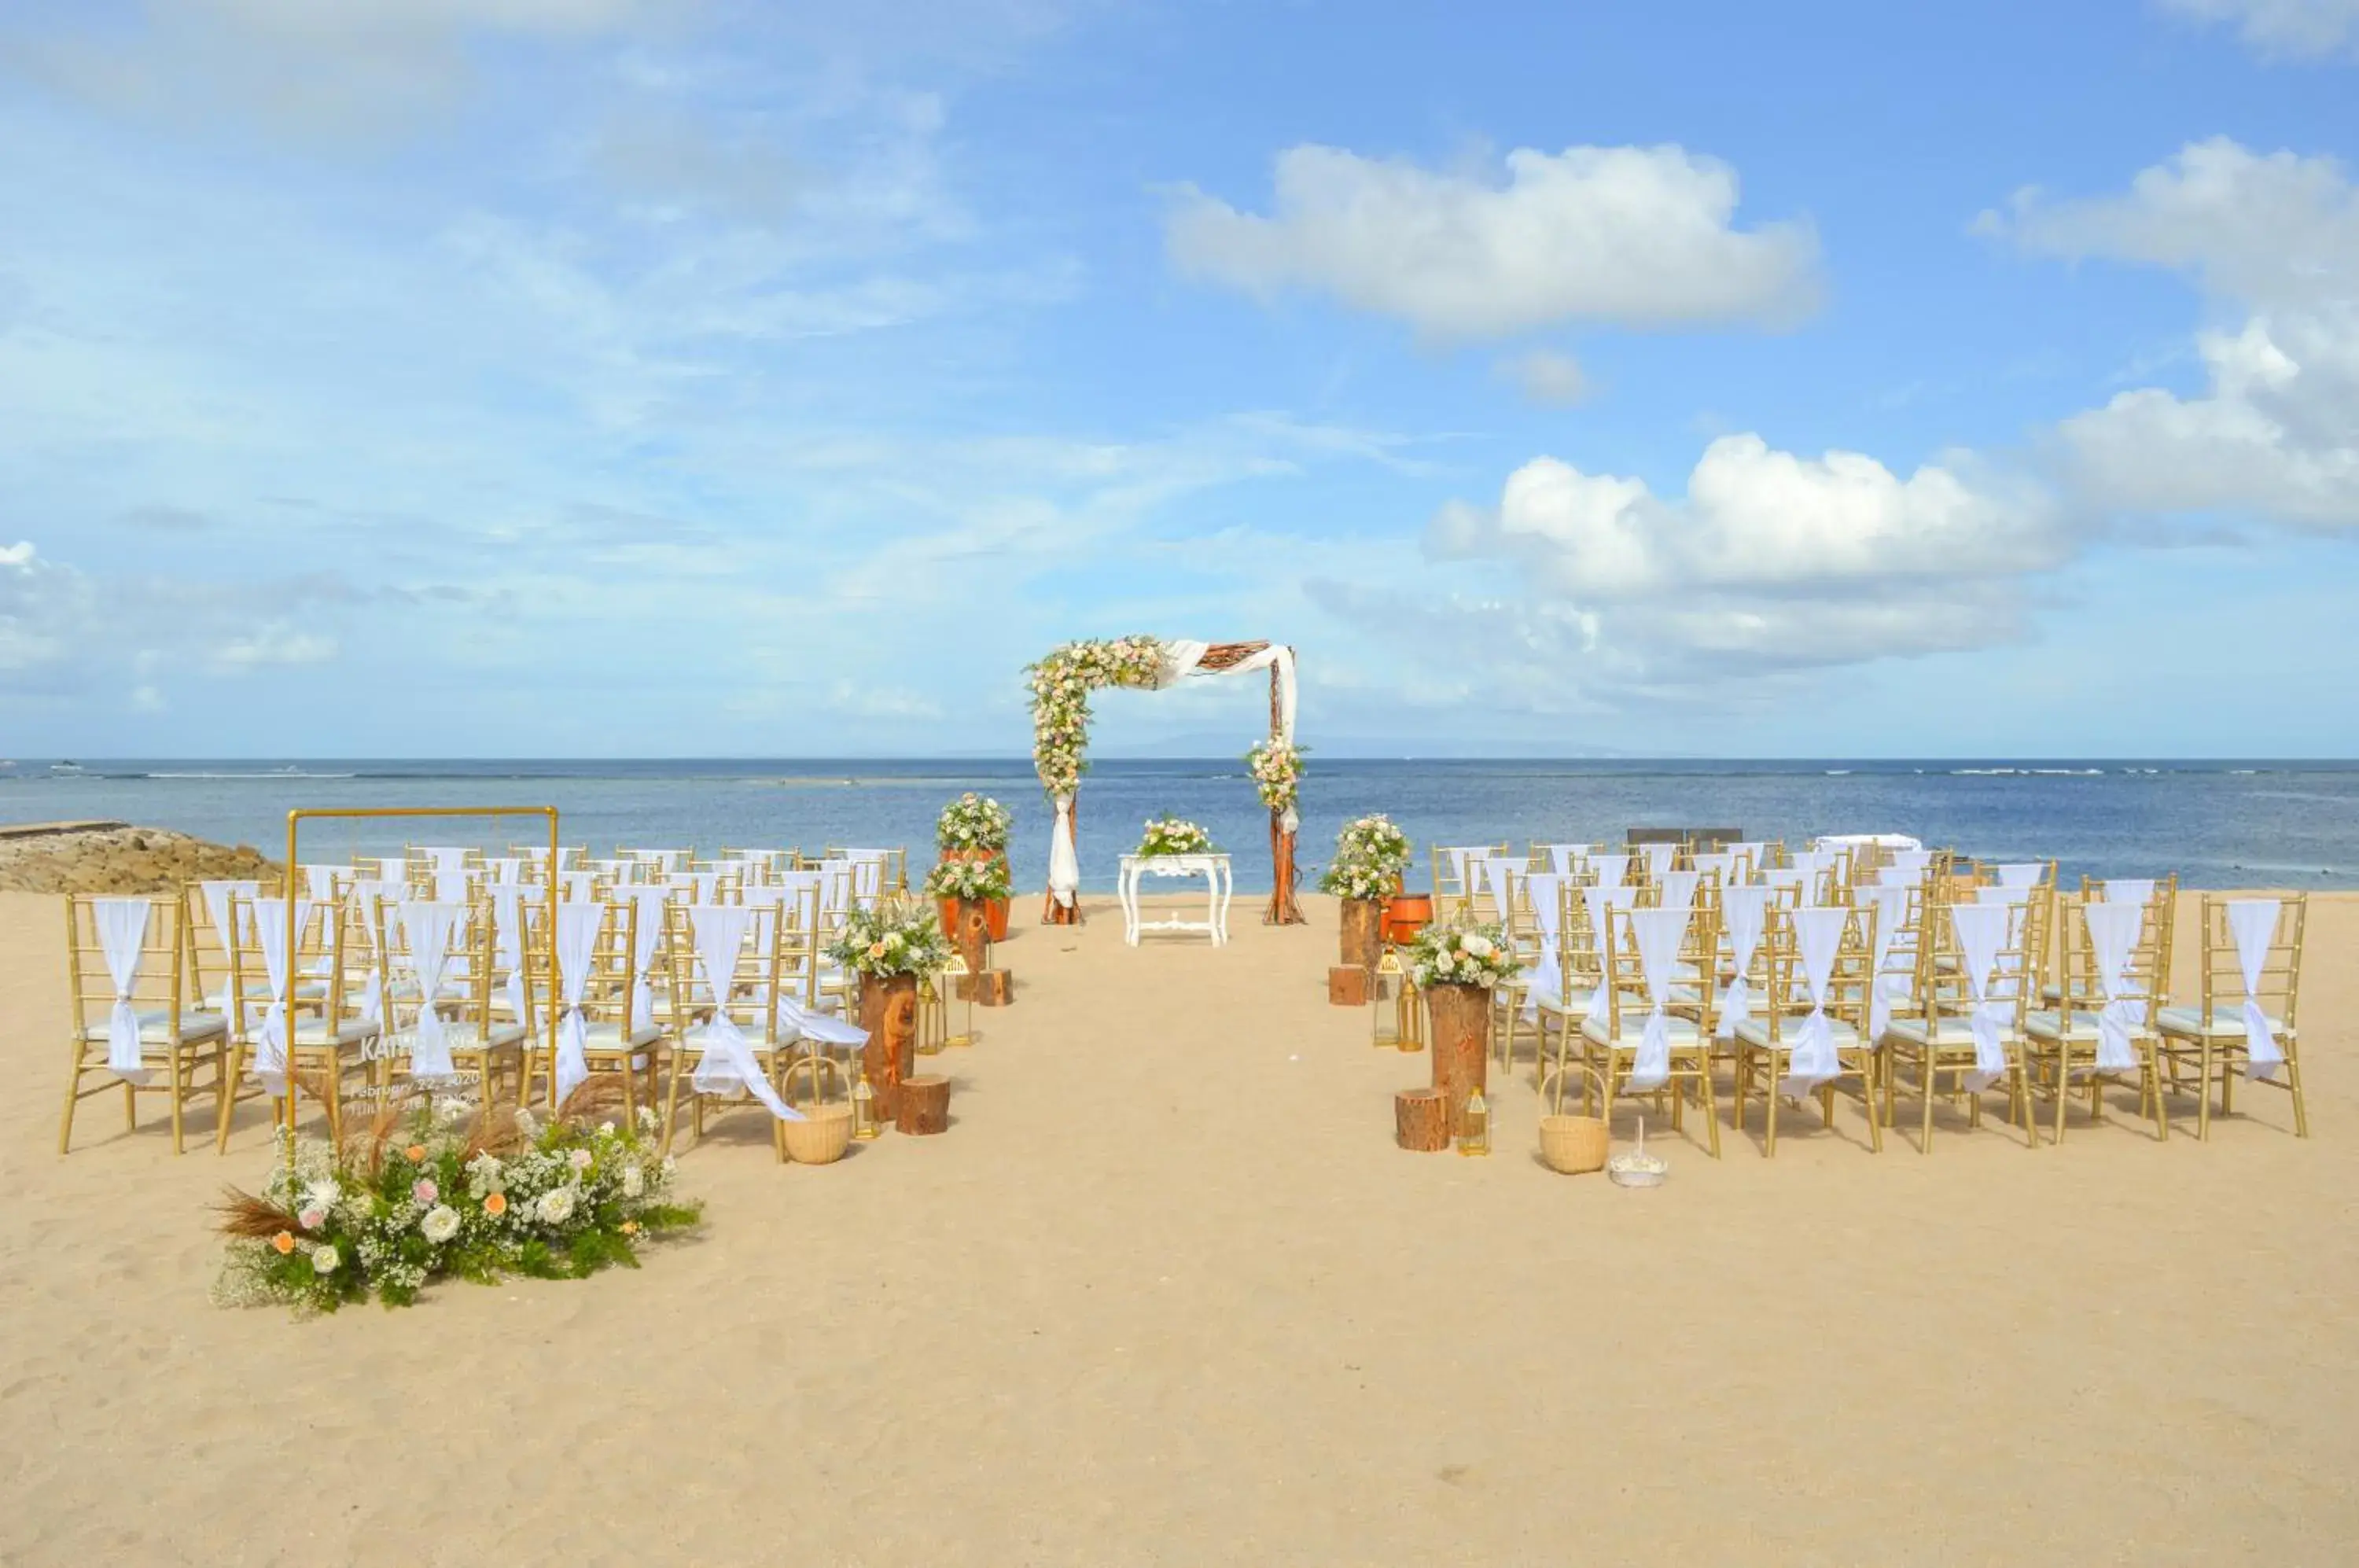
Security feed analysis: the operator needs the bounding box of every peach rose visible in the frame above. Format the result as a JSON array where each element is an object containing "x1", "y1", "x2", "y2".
[
  {"x1": 484, "y1": 1192, "x2": 508, "y2": 1217},
  {"x1": 404, "y1": 1144, "x2": 427, "y2": 1162},
  {"x1": 270, "y1": 1231, "x2": 296, "y2": 1255}
]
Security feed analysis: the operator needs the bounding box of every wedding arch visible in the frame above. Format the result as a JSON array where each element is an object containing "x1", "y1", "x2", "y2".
[{"x1": 1027, "y1": 636, "x2": 1305, "y2": 928}]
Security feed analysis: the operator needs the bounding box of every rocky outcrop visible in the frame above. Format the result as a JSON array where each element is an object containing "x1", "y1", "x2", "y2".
[{"x1": 0, "y1": 823, "x2": 280, "y2": 894}]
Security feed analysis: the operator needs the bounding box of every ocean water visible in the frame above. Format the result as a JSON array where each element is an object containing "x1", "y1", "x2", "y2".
[{"x1": 3, "y1": 758, "x2": 2355, "y2": 893}]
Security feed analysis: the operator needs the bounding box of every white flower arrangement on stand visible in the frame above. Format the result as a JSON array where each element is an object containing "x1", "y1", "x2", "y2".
[
  {"x1": 1406, "y1": 919, "x2": 1520, "y2": 991},
  {"x1": 1137, "y1": 816, "x2": 1216, "y2": 859},
  {"x1": 1319, "y1": 813, "x2": 1412, "y2": 900}
]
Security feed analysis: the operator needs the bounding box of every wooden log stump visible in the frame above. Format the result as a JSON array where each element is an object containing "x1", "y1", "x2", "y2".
[
  {"x1": 1395, "y1": 1088, "x2": 1449, "y2": 1152},
  {"x1": 1425, "y1": 981, "x2": 1492, "y2": 1137},
  {"x1": 1338, "y1": 897, "x2": 1383, "y2": 970},
  {"x1": 1327, "y1": 965, "x2": 1370, "y2": 1007},
  {"x1": 948, "y1": 897, "x2": 992, "y2": 975},
  {"x1": 857, "y1": 974, "x2": 919, "y2": 1122},
  {"x1": 896, "y1": 1073, "x2": 951, "y2": 1136},
  {"x1": 955, "y1": 969, "x2": 1013, "y2": 1006}
]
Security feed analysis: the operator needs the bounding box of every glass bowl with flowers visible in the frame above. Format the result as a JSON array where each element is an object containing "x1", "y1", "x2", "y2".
[{"x1": 1137, "y1": 815, "x2": 1216, "y2": 860}]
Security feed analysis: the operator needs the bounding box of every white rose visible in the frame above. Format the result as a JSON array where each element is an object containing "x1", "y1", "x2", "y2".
[
  {"x1": 311, "y1": 1244, "x2": 340, "y2": 1275},
  {"x1": 1463, "y1": 935, "x2": 1493, "y2": 959},
  {"x1": 535, "y1": 1187, "x2": 577, "y2": 1226},
  {"x1": 620, "y1": 1164, "x2": 645, "y2": 1199},
  {"x1": 421, "y1": 1205, "x2": 462, "y2": 1244}
]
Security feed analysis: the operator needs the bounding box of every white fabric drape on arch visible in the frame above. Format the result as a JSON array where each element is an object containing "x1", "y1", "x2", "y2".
[{"x1": 1046, "y1": 639, "x2": 1298, "y2": 911}]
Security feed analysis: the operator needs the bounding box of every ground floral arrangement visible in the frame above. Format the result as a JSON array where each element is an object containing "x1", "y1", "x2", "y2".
[
  {"x1": 215, "y1": 1088, "x2": 699, "y2": 1316},
  {"x1": 924, "y1": 854, "x2": 1012, "y2": 903},
  {"x1": 1138, "y1": 816, "x2": 1216, "y2": 858},
  {"x1": 1027, "y1": 636, "x2": 1168, "y2": 798},
  {"x1": 1245, "y1": 737, "x2": 1305, "y2": 815},
  {"x1": 1406, "y1": 919, "x2": 1520, "y2": 990},
  {"x1": 1321, "y1": 813, "x2": 1413, "y2": 900},
  {"x1": 827, "y1": 903, "x2": 953, "y2": 978},
  {"x1": 936, "y1": 793, "x2": 1012, "y2": 852}
]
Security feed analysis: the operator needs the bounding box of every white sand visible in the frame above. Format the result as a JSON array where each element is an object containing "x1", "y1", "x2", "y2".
[{"x1": 3, "y1": 889, "x2": 2353, "y2": 1565}]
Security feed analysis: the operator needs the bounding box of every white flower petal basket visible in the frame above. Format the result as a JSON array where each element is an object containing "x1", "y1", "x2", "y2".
[{"x1": 1605, "y1": 1117, "x2": 1669, "y2": 1189}]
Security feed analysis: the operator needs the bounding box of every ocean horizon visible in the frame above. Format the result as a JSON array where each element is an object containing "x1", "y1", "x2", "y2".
[{"x1": 7, "y1": 756, "x2": 2355, "y2": 893}]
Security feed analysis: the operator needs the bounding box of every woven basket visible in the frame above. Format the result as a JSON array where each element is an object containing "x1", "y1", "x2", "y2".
[
  {"x1": 781, "y1": 1105, "x2": 854, "y2": 1165},
  {"x1": 1538, "y1": 1064, "x2": 1610, "y2": 1175}
]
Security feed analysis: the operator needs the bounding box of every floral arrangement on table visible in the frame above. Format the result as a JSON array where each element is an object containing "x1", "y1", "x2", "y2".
[
  {"x1": 1137, "y1": 816, "x2": 1215, "y2": 859},
  {"x1": 1027, "y1": 635, "x2": 1168, "y2": 797},
  {"x1": 827, "y1": 903, "x2": 953, "y2": 978},
  {"x1": 1320, "y1": 813, "x2": 1413, "y2": 900},
  {"x1": 213, "y1": 1092, "x2": 699, "y2": 1316},
  {"x1": 923, "y1": 854, "x2": 1013, "y2": 904},
  {"x1": 935, "y1": 793, "x2": 1012, "y2": 852},
  {"x1": 1245, "y1": 736, "x2": 1305, "y2": 815},
  {"x1": 1406, "y1": 919, "x2": 1520, "y2": 991}
]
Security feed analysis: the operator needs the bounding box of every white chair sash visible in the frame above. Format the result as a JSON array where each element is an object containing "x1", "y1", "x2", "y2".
[
  {"x1": 350, "y1": 878, "x2": 389, "y2": 1024},
  {"x1": 1656, "y1": 869, "x2": 1699, "y2": 913},
  {"x1": 1588, "y1": 853, "x2": 1632, "y2": 890},
  {"x1": 1539, "y1": 843, "x2": 1587, "y2": 875},
  {"x1": 1517, "y1": 871, "x2": 1569, "y2": 1021},
  {"x1": 433, "y1": 867, "x2": 469, "y2": 903},
  {"x1": 553, "y1": 903, "x2": 599, "y2": 1102},
  {"x1": 1624, "y1": 907, "x2": 1689, "y2": 1092},
  {"x1": 2082, "y1": 900, "x2": 2144, "y2": 1073},
  {"x1": 1861, "y1": 885, "x2": 1911, "y2": 1039},
  {"x1": 1789, "y1": 850, "x2": 1825, "y2": 902},
  {"x1": 491, "y1": 885, "x2": 528, "y2": 1025},
  {"x1": 1639, "y1": 844, "x2": 1676, "y2": 884},
  {"x1": 303, "y1": 864, "x2": 339, "y2": 903},
  {"x1": 2225, "y1": 899, "x2": 2284, "y2": 1080},
  {"x1": 1951, "y1": 903, "x2": 2012, "y2": 1091},
  {"x1": 1692, "y1": 852, "x2": 1736, "y2": 887},
  {"x1": 1996, "y1": 862, "x2": 2044, "y2": 890},
  {"x1": 1714, "y1": 885, "x2": 1771, "y2": 1041},
  {"x1": 686, "y1": 905, "x2": 803, "y2": 1121},
  {"x1": 487, "y1": 857, "x2": 524, "y2": 886},
  {"x1": 1886, "y1": 849, "x2": 1932, "y2": 884},
  {"x1": 1779, "y1": 907, "x2": 1847, "y2": 1096},
  {"x1": 2098, "y1": 878, "x2": 2154, "y2": 908},
  {"x1": 396, "y1": 901, "x2": 463, "y2": 1079},
  {"x1": 93, "y1": 897, "x2": 152, "y2": 1083},
  {"x1": 1728, "y1": 842, "x2": 1766, "y2": 878},
  {"x1": 625, "y1": 886, "x2": 670, "y2": 1025},
  {"x1": 198, "y1": 878, "x2": 259, "y2": 1015},
  {"x1": 250, "y1": 896, "x2": 311, "y2": 1094},
  {"x1": 558, "y1": 870, "x2": 594, "y2": 902},
  {"x1": 1582, "y1": 884, "x2": 1638, "y2": 1029}
]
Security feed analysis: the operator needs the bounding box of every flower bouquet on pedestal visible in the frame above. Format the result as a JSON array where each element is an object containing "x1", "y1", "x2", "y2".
[
  {"x1": 933, "y1": 793, "x2": 1014, "y2": 940},
  {"x1": 828, "y1": 906, "x2": 953, "y2": 1121},
  {"x1": 1137, "y1": 816, "x2": 1215, "y2": 860},
  {"x1": 1322, "y1": 812, "x2": 1413, "y2": 970}
]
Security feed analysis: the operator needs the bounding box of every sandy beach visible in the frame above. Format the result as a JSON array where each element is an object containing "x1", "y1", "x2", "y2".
[{"x1": 3, "y1": 887, "x2": 2354, "y2": 1566}]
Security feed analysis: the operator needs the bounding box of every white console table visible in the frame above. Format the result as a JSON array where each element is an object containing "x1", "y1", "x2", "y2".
[{"x1": 1117, "y1": 853, "x2": 1234, "y2": 946}]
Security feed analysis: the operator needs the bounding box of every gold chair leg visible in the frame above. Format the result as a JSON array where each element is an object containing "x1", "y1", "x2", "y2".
[
  {"x1": 58, "y1": 1043, "x2": 86, "y2": 1154},
  {"x1": 1696, "y1": 1057, "x2": 1720, "y2": 1158},
  {"x1": 2287, "y1": 1043, "x2": 2309, "y2": 1138},
  {"x1": 2198, "y1": 1041, "x2": 2214, "y2": 1142},
  {"x1": 168, "y1": 1047, "x2": 186, "y2": 1156}
]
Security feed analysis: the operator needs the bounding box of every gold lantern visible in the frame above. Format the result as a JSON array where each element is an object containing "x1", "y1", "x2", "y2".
[
  {"x1": 941, "y1": 951, "x2": 975, "y2": 1047},
  {"x1": 1456, "y1": 1090, "x2": 1491, "y2": 1157},
  {"x1": 851, "y1": 1074, "x2": 881, "y2": 1140},
  {"x1": 1372, "y1": 949, "x2": 1407, "y2": 1050}
]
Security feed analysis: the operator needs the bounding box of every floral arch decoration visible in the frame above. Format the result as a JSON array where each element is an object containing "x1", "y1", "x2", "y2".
[{"x1": 1026, "y1": 636, "x2": 1305, "y2": 927}]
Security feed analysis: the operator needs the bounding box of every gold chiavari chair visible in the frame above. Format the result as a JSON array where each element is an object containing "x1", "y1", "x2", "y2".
[
  {"x1": 659, "y1": 900, "x2": 794, "y2": 1159},
  {"x1": 2023, "y1": 888, "x2": 2173, "y2": 1143},
  {"x1": 2158, "y1": 893, "x2": 2307, "y2": 1139},
  {"x1": 59, "y1": 889, "x2": 228, "y2": 1154},
  {"x1": 1581, "y1": 901, "x2": 1724, "y2": 1157},
  {"x1": 374, "y1": 894, "x2": 527, "y2": 1107},
  {"x1": 1732, "y1": 904, "x2": 1882, "y2": 1155},
  {"x1": 1879, "y1": 889, "x2": 2048, "y2": 1151},
  {"x1": 220, "y1": 891, "x2": 378, "y2": 1149},
  {"x1": 522, "y1": 898, "x2": 664, "y2": 1119},
  {"x1": 1533, "y1": 877, "x2": 1604, "y2": 1099}
]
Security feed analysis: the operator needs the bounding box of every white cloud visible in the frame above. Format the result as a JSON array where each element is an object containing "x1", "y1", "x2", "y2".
[
  {"x1": 1989, "y1": 139, "x2": 2359, "y2": 529},
  {"x1": 1498, "y1": 349, "x2": 1591, "y2": 406},
  {"x1": 1166, "y1": 143, "x2": 1820, "y2": 340},
  {"x1": 209, "y1": 626, "x2": 339, "y2": 672},
  {"x1": 1436, "y1": 435, "x2": 2061, "y2": 602},
  {"x1": 2158, "y1": 0, "x2": 2359, "y2": 59},
  {"x1": 1985, "y1": 138, "x2": 2359, "y2": 310}
]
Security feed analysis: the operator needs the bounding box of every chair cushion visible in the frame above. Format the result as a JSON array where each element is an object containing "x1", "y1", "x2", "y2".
[
  {"x1": 1732, "y1": 1018, "x2": 1864, "y2": 1053},
  {"x1": 2157, "y1": 1006, "x2": 2291, "y2": 1042},
  {"x1": 1581, "y1": 1014, "x2": 1708, "y2": 1050},
  {"x1": 1881, "y1": 1016, "x2": 1979, "y2": 1050},
  {"x1": 81, "y1": 1008, "x2": 228, "y2": 1047},
  {"x1": 2023, "y1": 1010, "x2": 2100, "y2": 1043},
  {"x1": 583, "y1": 1021, "x2": 662, "y2": 1054}
]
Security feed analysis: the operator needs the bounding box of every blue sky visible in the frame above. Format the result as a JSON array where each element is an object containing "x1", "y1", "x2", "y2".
[{"x1": 2, "y1": 0, "x2": 2354, "y2": 758}]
